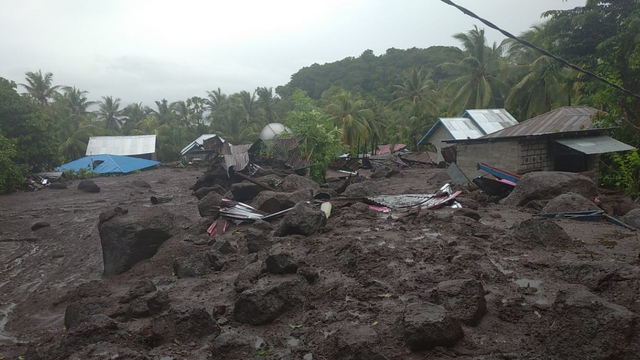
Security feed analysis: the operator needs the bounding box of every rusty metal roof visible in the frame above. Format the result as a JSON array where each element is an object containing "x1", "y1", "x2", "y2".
[{"x1": 482, "y1": 106, "x2": 601, "y2": 139}]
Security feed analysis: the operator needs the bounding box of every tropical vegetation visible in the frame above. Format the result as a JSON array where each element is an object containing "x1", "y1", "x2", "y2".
[{"x1": 0, "y1": 0, "x2": 638, "y2": 193}]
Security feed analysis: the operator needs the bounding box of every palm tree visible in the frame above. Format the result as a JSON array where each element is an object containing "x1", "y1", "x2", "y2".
[
  {"x1": 444, "y1": 26, "x2": 508, "y2": 114},
  {"x1": 121, "y1": 103, "x2": 147, "y2": 134},
  {"x1": 155, "y1": 124, "x2": 190, "y2": 162},
  {"x1": 171, "y1": 100, "x2": 190, "y2": 127},
  {"x1": 256, "y1": 87, "x2": 281, "y2": 125},
  {"x1": 325, "y1": 91, "x2": 373, "y2": 154},
  {"x1": 97, "y1": 96, "x2": 123, "y2": 131},
  {"x1": 148, "y1": 99, "x2": 174, "y2": 125},
  {"x1": 20, "y1": 70, "x2": 61, "y2": 107},
  {"x1": 210, "y1": 100, "x2": 257, "y2": 144},
  {"x1": 237, "y1": 90, "x2": 258, "y2": 126},
  {"x1": 206, "y1": 88, "x2": 228, "y2": 115},
  {"x1": 388, "y1": 68, "x2": 439, "y2": 118}
]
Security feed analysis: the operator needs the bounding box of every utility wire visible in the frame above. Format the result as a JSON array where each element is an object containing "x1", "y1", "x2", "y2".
[{"x1": 439, "y1": 0, "x2": 640, "y2": 100}]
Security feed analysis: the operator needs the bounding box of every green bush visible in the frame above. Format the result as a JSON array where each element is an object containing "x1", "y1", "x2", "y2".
[
  {"x1": 0, "y1": 134, "x2": 24, "y2": 193},
  {"x1": 600, "y1": 149, "x2": 640, "y2": 197}
]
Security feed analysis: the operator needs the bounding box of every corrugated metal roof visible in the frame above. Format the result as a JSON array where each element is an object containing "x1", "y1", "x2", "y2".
[
  {"x1": 181, "y1": 134, "x2": 219, "y2": 155},
  {"x1": 86, "y1": 135, "x2": 156, "y2": 156},
  {"x1": 463, "y1": 109, "x2": 519, "y2": 134},
  {"x1": 441, "y1": 118, "x2": 486, "y2": 140},
  {"x1": 555, "y1": 136, "x2": 634, "y2": 155},
  {"x1": 483, "y1": 106, "x2": 601, "y2": 139}
]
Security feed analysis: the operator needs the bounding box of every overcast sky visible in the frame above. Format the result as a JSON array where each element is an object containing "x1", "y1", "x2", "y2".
[{"x1": 0, "y1": 0, "x2": 584, "y2": 106}]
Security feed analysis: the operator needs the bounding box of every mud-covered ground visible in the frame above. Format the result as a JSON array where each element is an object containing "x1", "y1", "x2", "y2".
[{"x1": 1, "y1": 165, "x2": 639, "y2": 359}]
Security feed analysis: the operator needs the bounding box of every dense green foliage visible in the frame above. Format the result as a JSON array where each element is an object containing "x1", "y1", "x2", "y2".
[
  {"x1": 2, "y1": 1, "x2": 639, "y2": 194},
  {"x1": 284, "y1": 90, "x2": 345, "y2": 181}
]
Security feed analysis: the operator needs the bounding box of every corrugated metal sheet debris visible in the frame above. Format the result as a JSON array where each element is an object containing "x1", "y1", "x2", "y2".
[
  {"x1": 555, "y1": 136, "x2": 634, "y2": 154},
  {"x1": 463, "y1": 109, "x2": 519, "y2": 135}
]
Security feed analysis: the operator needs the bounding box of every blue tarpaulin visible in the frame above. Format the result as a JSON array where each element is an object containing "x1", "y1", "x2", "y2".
[{"x1": 56, "y1": 154, "x2": 160, "y2": 174}]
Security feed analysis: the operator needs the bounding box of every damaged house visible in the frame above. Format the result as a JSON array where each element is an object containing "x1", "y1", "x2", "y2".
[
  {"x1": 417, "y1": 109, "x2": 518, "y2": 162},
  {"x1": 444, "y1": 106, "x2": 635, "y2": 179}
]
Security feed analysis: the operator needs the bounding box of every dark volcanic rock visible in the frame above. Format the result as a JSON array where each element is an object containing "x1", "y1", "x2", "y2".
[
  {"x1": 229, "y1": 181, "x2": 265, "y2": 202},
  {"x1": 152, "y1": 305, "x2": 220, "y2": 345},
  {"x1": 540, "y1": 284, "x2": 639, "y2": 360},
  {"x1": 31, "y1": 221, "x2": 51, "y2": 231},
  {"x1": 402, "y1": 302, "x2": 464, "y2": 351},
  {"x1": 431, "y1": 278, "x2": 487, "y2": 326},
  {"x1": 343, "y1": 181, "x2": 381, "y2": 198},
  {"x1": 213, "y1": 239, "x2": 237, "y2": 254},
  {"x1": 274, "y1": 202, "x2": 326, "y2": 237},
  {"x1": 198, "y1": 192, "x2": 223, "y2": 217},
  {"x1": 623, "y1": 208, "x2": 640, "y2": 229},
  {"x1": 297, "y1": 266, "x2": 320, "y2": 284},
  {"x1": 194, "y1": 185, "x2": 226, "y2": 200},
  {"x1": 64, "y1": 299, "x2": 110, "y2": 329},
  {"x1": 132, "y1": 180, "x2": 151, "y2": 188},
  {"x1": 126, "y1": 290, "x2": 170, "y2": 318},
  {"x1": 329, "y1": 324, "x2": 386, "y2": 360},
  {"x1": 513, "y1": 218, "x2": 572, "y2": 247},
  {"x1": 501, "y1": 171, "x2": 596, "y2": 206},
  {"x1": 234, "y1": 260, "x2": 266, "y2": 293},
  {"x1": 98, "y1": 207, "x2": 175, "y2": 275},
  {"x1": 281, "y1": 174, "x2": 320, "y2": 192},
  {"x1": 120, "y1": 279, "x2": 157, "y2": 304},
  {"x1": 555, "y1": 260, "x2": 640, "y2": 293},
  {"x1": 208, "y1": 250, "x2": 227, "y2": 271},
  {"x1": 541, "y1": 192, "x2": 600, "y2": 214},
  {"x1": 453, "y1": 208, "x2": 481, "y2": 221},
  {"x1": 77, "y1": 180, "x2": 100, "y2": 193},
  {"x1": 173, "y1": 253, "x2": 213, "y2": 278},
  {"x1": 244, "y1": 227, "x2": 271, "y2": 253},
  {"x1": 265, "y1": 252, "x2": 298, "y2": 274},
  {"x1": 233, "y1": 275, "x2": 307, "y2": 325},
  {"x1": 251, "y1": 189, "x2": 313, "y2": 213},
  {"x1": 49, "y1": 182, "x2": 68, "y2": 189}
]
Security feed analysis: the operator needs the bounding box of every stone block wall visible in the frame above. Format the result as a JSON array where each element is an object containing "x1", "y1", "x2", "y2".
[{"x1": 518, "y1": 139, "x2": 553, "y2": 173}]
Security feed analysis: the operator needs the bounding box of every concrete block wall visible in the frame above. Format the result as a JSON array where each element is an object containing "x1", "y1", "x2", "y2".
[
  {"x1": 456, "y1": 140, "x2": 521, "y2": 178},
  {"x1": 518, "y1": 139, "x2": 552, "y2": 173}
]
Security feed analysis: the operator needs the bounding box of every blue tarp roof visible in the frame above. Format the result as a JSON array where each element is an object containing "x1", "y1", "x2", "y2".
[{"x1": 56, "y1": 154, "x2": 160, "y2": 174}]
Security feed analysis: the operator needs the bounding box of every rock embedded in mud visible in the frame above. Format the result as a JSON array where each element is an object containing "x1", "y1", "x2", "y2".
[
  {"x1": 266, "y1": 252, "x2": 298, "y2": 274},
  {"x1": 234, "y1": 260, "x2": 266, "y2": 293},
  {"x1": 98, "y1": 207, "x2": 175, "y2": 275},
  {"x1": 208, "y1": 250, "x2": 227, "y2": 271},
  {"x1": 230, "y1": 181, "x2": 265, "y2": 202},
  {"x1": 77, "y1": 180, "x2": 100, "y2": 193},
  {"x1": 173, "y1": 252, "x2": 221, "y2": 278},
  {"x1": 233, "y1": 275, "x2": 307, "y2": 325},
  {"x1": 330, "y1": 324, "x2": 386, "y2": 360},
  {"x1": 501, "y1": 171, "x2": 597, "y2": 207},
  {"x1": 151, "y1": 305, "x2": 220, "y2": 345},
  {"x1": 194, "y1": 184, "x2": 227, "y2": 200},
  {"x1": 297, "y1": 266, "x2": 320, "y2": 284},
  {"x1": 244, "y1": 227, "x2": 272, "y2": 253},
  {"x1": 64, "y1": 298, "x2": 111, "y2": 329},
  {"x1": 431, "y1": 278, "x2": 487, "y2": 326},
  {"x1": 281, "y1": 174, "x2": 320, "y2": 193},
  {"x1": 30, "y1": 221, "x2": 51, "y2": 231},
  {"x1": 274, "y1": 202, "x2": 326, "y2": 237},
  {"x1": 402, "y1": 302, "x2": 464, "y2": 351},
  {"x1": 213, "y1": 239, "x2": 237, "y2": 254},
  {"x1": 343, "y1": 181, "x2": 381, "y2": 198},
  {"x1": 542, "y1": 284, "x2": 639, "y2": 359},
  {"x1": 513, "y1": 218, "x2": 572, "y2": 247},
  {"x1": 120, "y1": 279, "x2": 157, "y2": 303},
  {"x1": 453, "y1": 208, "x2": 481, "y2": 221},
  {"x1": 197, "y1": 192, "x2": 223, "y2": 217},
  {"x1": 622, "y1": 208, "x2": 640, "y2": 229},
  {"x1": 132, "y1": 180, "x2": 151, "y2": 188},
  {"x1": 541, "y1": 192, "x2": 600, "y2": 214},
  {"x1": 251, "y1": 189, "x2": 313, "y2": 213},
  {"x1": 126, "y1": 290, "x2": 170, "y2": 318}
]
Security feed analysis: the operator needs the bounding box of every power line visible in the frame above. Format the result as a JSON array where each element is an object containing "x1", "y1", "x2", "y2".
[{"x1": 439, "y1": 0, "x2": 640, "y2": 100}]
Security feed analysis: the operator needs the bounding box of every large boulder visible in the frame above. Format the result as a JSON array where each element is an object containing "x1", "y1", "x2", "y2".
[
  {"x1": 623, "y1": 208, "x2": 640, "y2": 229},
  {"x1": 501, "y1": 172, "x2": 597, "y2": 206},
  {"x1": 193, "y1": 185, "x2": 226, "y2": 200},
  {"x1": 251, "y1": 189, "x2": 313, "y2": 213},
  {"x1": 233, "y1": 275, "x2": 307, "y2": 325},
  {"x1": 274, "y1": 202, "x2": 326, "y2": 237},
  {"x1": 198, "y1": 191, "x2": 223, "y2": 217},
  {"x1": 513, "y1": 218, "x2": 572, "y2": 247},
  {"x1": 281, "y1": 174, "x2": 320, "y2": 192},
  {"x1": 326, "y1": 324, "x2": 386, "y2": 360},
  {"x1": 343, "y1": 181, "x2": 381, "y2": 198},
  {"x1": 430, "y1": 278, "x2": 487, "y2": 326},
  {"x1": 98, "y1": 207, "x2": 175, "y2": 275},
  {"x1": 229, "y1": 181, "x2": 265, "y2": 202},
  {"x1": 540, "y1": 285, "x2": 639, "y2": 360},
  {"x1": 541, "y1": 192, "x2": 600, "y2": 214},
  {"x1": 151, "y1": 305, "x2": 220, "y2": 345},
  {"x1": 402, "y1": 301, "x2": 464, "y2": 351},
  {"x1": 77, "y1": 180, "x2": 100, "y2": 193}
]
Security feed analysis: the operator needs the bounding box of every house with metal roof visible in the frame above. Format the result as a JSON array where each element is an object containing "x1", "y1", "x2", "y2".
[
  {"x1": 417, "y1": 109, "x2": 518, "y2": 162},
  {"x1": 443, "y1": 106, "x2": 634, "y2": 179},
  {"x1": 86, "y1": 135, "x2": 157, "y2": 160},
  {"x1": 181, "y1": 134, "x2": 224, "y2": 161}
]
